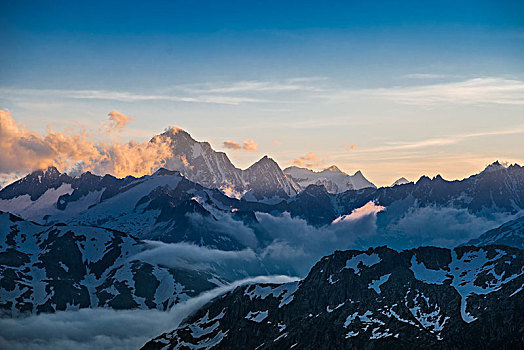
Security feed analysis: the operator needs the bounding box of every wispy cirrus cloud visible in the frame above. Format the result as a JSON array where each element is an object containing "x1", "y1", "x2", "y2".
[
  {"x1": 0, "y1": 88, "x2": 268, "y2": 105},
  {"x1": 0, "y1": 77, "x2": 327, "y2": 107},
  {"x1": 3, "y1": 76, "x2": 523, "y2": 107},
  {"x1": 361, "y1": 77, "x2": 524, "y2": 106},
  {"x1": 177, "y1": 77, "x2": 326, "y2": 94},
  {"x1": 402, "y1": 73, "x2": 457, "y2": 79},
  {"x1": 359, "y1": 126, "x2": 524, "y2": 153},
  {"x1": 329, "y1": 77, "x2": 524, "y2": 106}
]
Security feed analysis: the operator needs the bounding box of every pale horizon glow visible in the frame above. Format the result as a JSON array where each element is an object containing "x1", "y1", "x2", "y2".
[{"x1": 0, "y1": 108, "x2": 522, "y2": 188}]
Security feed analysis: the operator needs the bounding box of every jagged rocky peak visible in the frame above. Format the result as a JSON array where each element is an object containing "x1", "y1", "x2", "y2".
[
  {"x1": 391, "y1": 177, "x2": 410, "y2": 186},
  {"x1": 147, "y1": 128, "x2": 298, "y2": 201},
  {"x1": 433, "y1": 174, "x2": 446, "y2": 182},
  {"x1": 301, "y1": 183, "x2": 330, "y2": 197},
  {"x1": 157, "y1": 126, "x2": 218, "y2": 156},
  {"x1": 41, "y1": 165, "x2": 61, "y2": 177},
  {"x1": 481, "y1": 160, "x2": 509, "y2": 173},
  {"x1": 247, "y1": 155, "x2": 279, "y2": 170},
  {"x1": 350, "y1": 170, "x2": 376, "y2": 188},
  {"x1": 27, "y1": 166, "x2": 62, "y2": 180},
  {"x1": 416, "y1": 174, "x2": 431, "y2": 184},
  {"x1": 243, "y1": 155, "x2": 300, "y2": 202},
  {"x1": 153, "y1": 167, "x2": 181, "y2": 177},
  {"x1": 156, "y1": 125, "x2": 191, "y2": 142}
]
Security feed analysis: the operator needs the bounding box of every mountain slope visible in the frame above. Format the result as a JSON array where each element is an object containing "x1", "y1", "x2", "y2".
[
  {"x1": 0, "y1": 211, "x2": 226, "y2": 316},
  {"x1": 142, "y1": 245, "x2": 524, "y2": 349},
  {"x1": 467, "y1": 215, "x2": 524, "y2": 249},
  {"x1": 284, "y1": 165, "x2": 376, "y2": 193}
]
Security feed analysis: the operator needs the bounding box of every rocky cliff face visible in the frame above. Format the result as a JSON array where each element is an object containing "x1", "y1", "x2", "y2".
[{"x1": 142, "y1": 245, "x2": 524, "y2": 349}]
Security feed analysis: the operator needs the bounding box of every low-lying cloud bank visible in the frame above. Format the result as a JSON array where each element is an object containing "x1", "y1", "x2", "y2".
[
  {"x1": 136, "y1": 202, "x2": 385, "y2": 277},
  {"x1": 0, "y1": 275, "x2": 298, "y2": 350},
  {"x1": 133, "y1": 201, "x2": 521, "y2": 277}
]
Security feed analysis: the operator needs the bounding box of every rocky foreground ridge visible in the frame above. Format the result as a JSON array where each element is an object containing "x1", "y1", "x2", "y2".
[{"x1": 143, "y1": 245, "x2": 524, "y2": 349}]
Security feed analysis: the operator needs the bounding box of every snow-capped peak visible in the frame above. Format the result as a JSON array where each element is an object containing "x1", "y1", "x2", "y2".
[
  {"x1": 391, "y1": 177, "x2": 410, "y2": 187},
  {"x1": 152, "y1": 130, "x2": 298, "y2": 201},
  {"x1": 323, "y1": 165, "x2": 343, "y2": 173}
]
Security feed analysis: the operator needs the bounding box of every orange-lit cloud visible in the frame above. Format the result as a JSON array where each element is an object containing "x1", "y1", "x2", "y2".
[
  {"x1": 223, "y1": 139, "x2": 258, "y2": 152},
  {"x1": 223, "y1": 140, "x2": 242, "y2": 150},
  {"x1": 242, "y1": 139, "x2": 258, "y2": 152},
  {"x1": 107, "y1": 110, "x2": 135, "y2": 132},
  {"x1": 0, "y1": 109, "x2": 176, "y2": 178},
  {"x1": 343, "y1": 142, "x2": 358, "y2": 152},
  {"x1": 272, "y1": 140, "x2": 282, "y2": 146},
  {"x1": 292, "y1": 152, "x2": 328, "y2": 169}
]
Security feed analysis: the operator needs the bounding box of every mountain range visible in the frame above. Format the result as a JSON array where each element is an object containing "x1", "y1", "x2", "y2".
[
  {"x1": 284, "y1": 165, "x2": 375, "y2": 193},
  {"x1": 1, "y1": 156, "x2": 522, "y2": 252}
]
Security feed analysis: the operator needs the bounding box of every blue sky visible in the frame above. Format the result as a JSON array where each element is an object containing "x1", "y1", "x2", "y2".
[{"x1": 1, "y1": 0, "x2": 523, "y2": 185}]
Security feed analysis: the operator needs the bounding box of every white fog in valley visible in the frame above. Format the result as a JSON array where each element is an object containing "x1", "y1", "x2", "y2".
[{"x1": 0, "y1": 275, "x2": 299, "y2": 350}]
